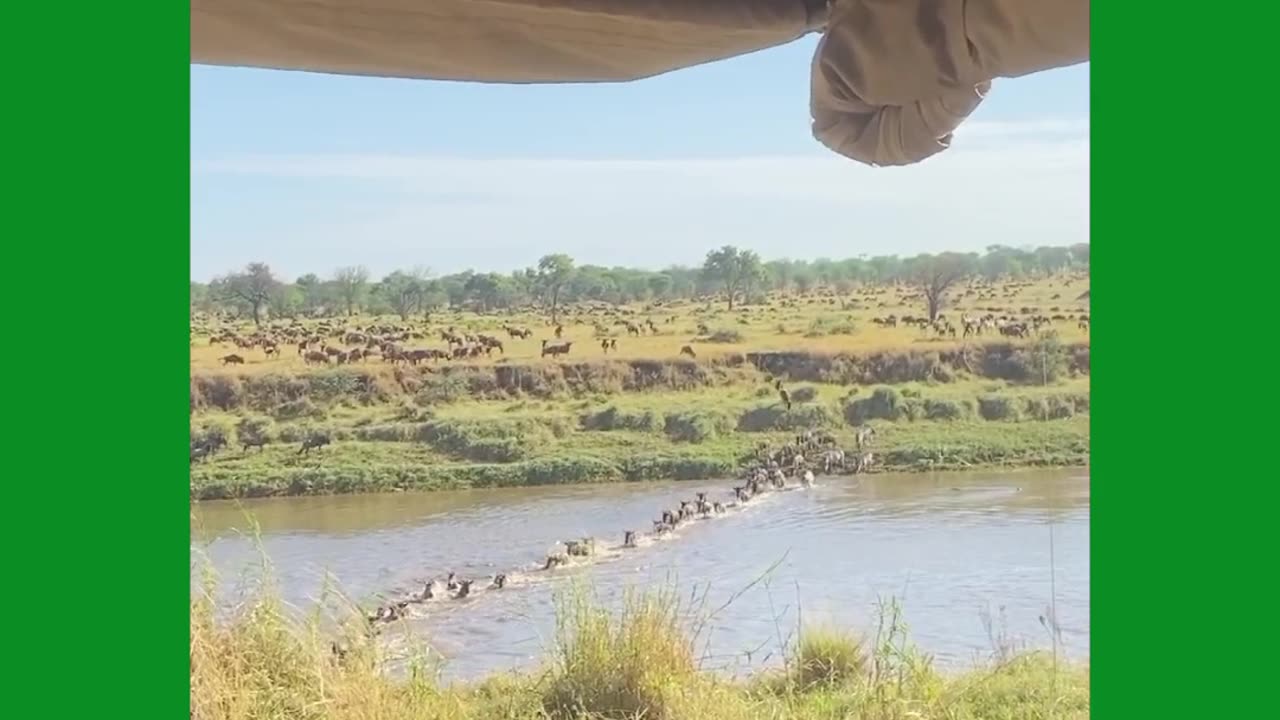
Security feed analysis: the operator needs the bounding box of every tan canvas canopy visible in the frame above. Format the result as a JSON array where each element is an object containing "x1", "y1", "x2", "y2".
[{"x1": 191, "y1": 0, "x2": 1089, "y2": 165}]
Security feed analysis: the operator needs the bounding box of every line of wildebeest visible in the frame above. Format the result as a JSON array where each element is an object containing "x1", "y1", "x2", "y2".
[
  {"x1": 330, "y1": 427, "x2": 878, "y2": 658},
  {"x1": 871, "y1": 311, "x2": 1090, "y2": 340}
]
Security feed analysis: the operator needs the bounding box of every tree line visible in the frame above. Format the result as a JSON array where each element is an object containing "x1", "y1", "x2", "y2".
[{"x1": 192, "y1": 243, "x2": 1089, "y2": 325}]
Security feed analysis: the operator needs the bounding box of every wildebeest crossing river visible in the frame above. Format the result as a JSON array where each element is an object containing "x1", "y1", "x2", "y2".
[{"x1": 192, "y1": 468, "x2": 1089, "y2": 680}]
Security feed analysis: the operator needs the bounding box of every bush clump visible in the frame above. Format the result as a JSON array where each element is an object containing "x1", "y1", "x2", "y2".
[
  {"x1": 417, "y1": 418, "x2": 551, "y2": 462},
  {"x1": 662, "y1": 411, "x2": 732, "y2": 443},
  {"x1": 978, "y1": 394, "x2": 1022, "y2": 421},
  {"x1": 790, "y1": 385, "x2": 819, "y2": 404},
  {"x1": 234, "y1": 416, "x2": 272, "y2": 450},
  {"x1": 415, "y1": 373, "x2": 471, "y2": 405},
  {"x1": 844, "y1": 387, "x2": 918, "y2": 424},
  {"x1": 923, "y1": 398, "x2": 973, "y2": 421},
  {"x1": 579, "y1": 405, "x2": 660, "y2": 432},
  {"x1": 271, "y1": 398, "x2": 326, "y2": 421},
  {"x1": 789, "y1": 628, "x2": 867, "y2": 690},
  {"x1": 737, "y1": 404, "x2": 838, "y2": 432}
]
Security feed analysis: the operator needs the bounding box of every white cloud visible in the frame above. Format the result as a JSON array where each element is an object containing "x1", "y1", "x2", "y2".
[{"x1": 191, "y1": 118, "x2": 1088, "y2": 277}]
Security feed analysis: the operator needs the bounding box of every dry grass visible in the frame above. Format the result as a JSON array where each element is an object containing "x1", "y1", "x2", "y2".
[{"x1": 191, "y1": 575, "x2": 1089, "y2": 720}]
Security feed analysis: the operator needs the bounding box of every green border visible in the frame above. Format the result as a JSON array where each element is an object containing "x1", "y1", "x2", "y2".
[
  {"x1": 1093, "y1": 7, "x2": 1276, "y2": 719},
  {"x1": 8, "y1": 4, "x2": 189, "y2": 716}
]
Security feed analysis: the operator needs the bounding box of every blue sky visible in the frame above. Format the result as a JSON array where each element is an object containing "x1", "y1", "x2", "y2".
[{"x1": 192, "y1": 37, "x2": 1089, "y2": 281}]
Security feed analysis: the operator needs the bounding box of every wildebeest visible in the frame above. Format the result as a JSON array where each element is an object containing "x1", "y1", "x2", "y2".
[
  {"x1": 822, "y1": 449, "x2": 845, "y2": 473},
  {"x1": 220, "y1": 353, "x2": 245, "y2": 366},
  {"x1": 679, "y1": 345, "x2": 696, "y2": 358},
  {"x1": 855, "y1": 426, "x2": 876, "y2": 449},
  {"x1": 541, "y1": 340, "x2": 573, "y2": 358},
  {"x1": 263, "y1": 344, "x2": 279, "y2": 359},
  {"x1": 454, "y1": 579, "x2": 474, "y2": 599},
  {"x1": 491, "y1": 574, "x2": 507, "y2": 589},
  {"x1": 299, "y1": 432, "x2": 331, "y2": 455},
  {"x1": 623, "y1": 530, "x2": 636, "y2": 548},
  {"x1": 303, "y1": 350, "x2": 330, "y2": 365}
]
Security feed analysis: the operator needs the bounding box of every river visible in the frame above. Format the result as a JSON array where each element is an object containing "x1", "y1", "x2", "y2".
[{"x1": 191, "y1": 468, "x2": 1089, "y2": 680}]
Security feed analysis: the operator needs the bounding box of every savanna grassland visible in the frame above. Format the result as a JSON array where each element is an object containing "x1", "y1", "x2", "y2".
[{"x1": 189, "y1": 253, "x2": 1090, "y2": 500}]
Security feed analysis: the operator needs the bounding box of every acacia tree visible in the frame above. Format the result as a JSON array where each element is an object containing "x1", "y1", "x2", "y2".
[
  {"x1": 213, "y1": 262, "x2": 278, "y2": 326},
  {"x1": 701, "y1": 245, "x2": 763, "y2": 310},
  {"x1": 378, "y1": 271, "x2": 424, "y2": 321},
  {"x1": 908, "y1": 253, "x2": 973, "y2": 322},
  {"x1": 332, "y1": 266, "x2": 370, "y2": 316},
  {"x1": 536, "y1": 254, "x2": 575, "y2": 323}
]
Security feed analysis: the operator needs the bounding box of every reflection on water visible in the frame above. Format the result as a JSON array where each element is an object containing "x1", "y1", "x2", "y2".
[{"x1": 193, "y1": 469, "x2": 1089, "y2": 680}]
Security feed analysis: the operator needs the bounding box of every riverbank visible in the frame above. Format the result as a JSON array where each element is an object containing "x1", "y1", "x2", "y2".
[
  {"x1": 191, "y1": 577, "x2": 1089, "y2": 720},
  {"x1": 190, "y1": 347, "x2": 1089, "y2": 500}
]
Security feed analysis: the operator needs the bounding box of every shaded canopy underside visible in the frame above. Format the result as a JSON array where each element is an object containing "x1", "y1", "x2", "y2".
[{"x1": 191, "y1": 0, "x2": 828, "y2": 83}]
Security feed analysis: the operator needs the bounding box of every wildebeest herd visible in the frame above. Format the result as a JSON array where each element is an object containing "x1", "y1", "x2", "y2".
[
  {"x1": 194, "y1": 275, "x2": 1088, "y2": 373},
  {"x1": 345, "y1": 429, "x2": 878, "y2": 644}
]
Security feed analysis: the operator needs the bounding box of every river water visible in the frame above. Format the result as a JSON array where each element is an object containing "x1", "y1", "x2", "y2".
[{"x1": 192, "y1": 469, "x2": 1089, "y2": 679}]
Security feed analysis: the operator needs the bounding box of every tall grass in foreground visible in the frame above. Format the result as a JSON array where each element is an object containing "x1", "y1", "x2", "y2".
[{"x1": 191, "y1": 575, "x2": 1089, "y2": 720}]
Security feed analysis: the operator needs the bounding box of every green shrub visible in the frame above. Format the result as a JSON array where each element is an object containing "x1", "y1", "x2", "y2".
[
  {"x1": 737, "y1": 404, "x2": 838, "y2": 432},
  {"x1": 417, "y1": 419, "x2": 550, "y2": 462},
  {"x1": 234, "y1": 416, "x2": 272, "y2": 450},
  {"x1": 196, "y1": 421, "x2": 231, "y2": 452},
  {"x1": 415, "y1": 373, "x2": 470, "y2": 405},
  {"x1": 923, "y1": 398, "x2": 972, "y2": 421},
  {"x1": 271, "y1": 398, "x2": 325, "y2": 421},
  {"x1": 790, "y1": 385, "x2": 819, "y2": 404},
  {"x1": 662, "y1": 411, "x2": 732, "y2": 443},
  {"x1": 579, "y1": 405, "x2": 660, "y2": 432},
  {"x1": 844, "y1": 387, "x2": 917, "y2": 424},
  {"x1": 978, "y1": 394, "x2": 1022, "y2": 421},
  {"x1": 193, "y1": 375, "x2": 243, "y2": 411}
]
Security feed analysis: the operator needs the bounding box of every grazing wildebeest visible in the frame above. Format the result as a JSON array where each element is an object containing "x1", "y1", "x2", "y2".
[
  {"x1": 263, "y1": 344, "x2": 279, "y2": 359},
  {"x1": 299, "y1": 432, "x2": 331, "y2": 455},
  {"x1": 679, "y1": 345, "x2": 696, "y2": 358},
  {"x1": 304, "y1": 350, "x2": 330, "y2": 365},
  {"x1": 220, "y1": 353, "x2": 245, "y2": 366},
  {"x1": 855, "y1": 426, "x2": 876, "y2": 449},
  {"x1": 541, "y1": 340, "x2": 573, "y2": 358}
]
